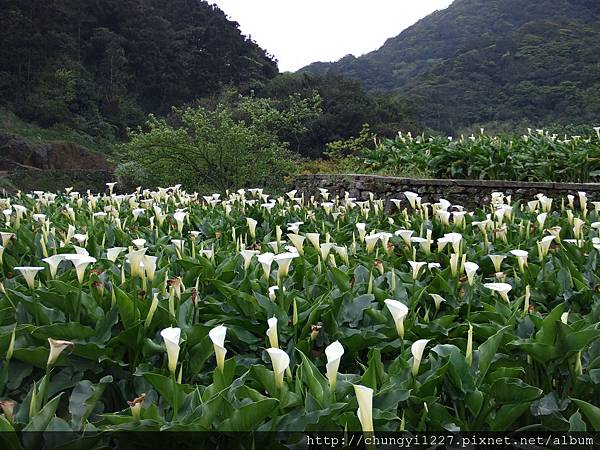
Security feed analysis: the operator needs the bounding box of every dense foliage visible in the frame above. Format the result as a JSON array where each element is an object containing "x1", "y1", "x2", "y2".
[
  {"x1": 302, "y1": 0, "x2": 600, "y2": 133},
  {"x1": 257, "y1": 73, "x2": 422, "y2": 158},
  {"x1": 0, "y1": 0, "x2": 277, "y2": 139},
  {"x1": 0, "y1": 185, "x2": 599, "y2": 442},
  {"x1": 118, "y1": 93, "x2": 321, "y2": 192},
  {"x1": 344, "y1": 128, "x2": 600, "y2": 182}
]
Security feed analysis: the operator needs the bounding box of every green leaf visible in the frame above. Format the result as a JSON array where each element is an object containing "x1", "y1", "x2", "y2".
[
  {"x1": 297, "y1": 350, "x2": 327, "y2": 405},
  {"x1": 490, "y1": 378, "x2": 542, "y2": 404},
  {"x1": 23, "y1": 393, "x2": 63, "y2": 450},
  {"x1": 572, "y1": 398, "x2": 600, "y2": 431},
  {"x1": 489, "y1": 403, "x2": 529, "y2": 430},
  {"x1": 218, "y1": 398, "x2": 279, "y2": 431},
  {"x1": 143, "y1": 373, "x2": 186, "y2": 410},
  {"x1": 476, "y1": 327, "x2": 506, "y2": 384},
  {"x1": 0, "y1": 416, "x2": 23, "y2": 450},
  {"x1": 32, "y1": 323, "x2": 97, "y2": 341},
  {"x1": 114, "y1": 286, "x2": 140, "y2": 329},
  {"x1": 69, "y1": 376, "x2": 112, "y2": 430},
  {"x1": 569, "y1": 411, "x2": 587, "y2": 431},
  {"x1": 536, "y1": 303, "x2": 566, "y2": 345}
]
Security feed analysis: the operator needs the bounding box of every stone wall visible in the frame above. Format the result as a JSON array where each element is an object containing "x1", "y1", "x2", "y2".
[{"x1": 294, "y1": 174, "x2": 600, "y2": 209}]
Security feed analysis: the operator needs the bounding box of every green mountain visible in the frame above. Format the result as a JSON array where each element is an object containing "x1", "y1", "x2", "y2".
[
  {"x1": 302, "y1": 0, "x2": 600, "y2": 132},
  {"x1": 0, "y1": 0, "x2": 278, "y2": 140}
]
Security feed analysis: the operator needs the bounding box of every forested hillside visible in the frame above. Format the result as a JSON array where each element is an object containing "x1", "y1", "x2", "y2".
[
  {"x1": 302, "y1": 0, "x2": 600, "y2": 132},
  {"x1": 0, "y1": 0, "x2": 278, "y2": 139}
]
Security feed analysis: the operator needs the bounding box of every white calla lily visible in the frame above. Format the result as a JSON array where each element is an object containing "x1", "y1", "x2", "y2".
[
  {"x1": 257, "y1": 252, "x2": 275, "y2": 279},
  {"x1": 464, "y1": 261, "x2": 479, "y2": 285},
  {"x1": 266, "y1": 317, "x2": 279, "y2": 348},
  {"x1": 354, "y1": 384, "x2": 374, "y2": 433},
  {"x1": 484, "y1": 282, "x2": 512, "y2": 302},
  {"x1": 209, "y1": 325, "x2": 227, "y2": 372},
  {"x1": 273, "y1": 252, "x2": 298, "y2": 279},
  {"x1": 47, "y1": 337, "x2": 74, "y2": 367},
  {"x1": 14, "y1": 266, "x2": 44, "y2": 289},
  {"x1": 411, "y1": 339, "x2": 430, "y2": 376},
  {"x1": 160, "y1": 327, "x2": 181, "y2": 377},
  {"x1": 325, "y1": 341, "x2": 344, "y2": 391},
  {"x1": 106, "y1": 247, "x2": 127, "y2": 262},
  {"x1": 42, "y1": 255, "x2": 65, "y2": 279},
  {"x1": 384, "y1": 299, "x2": 409, "y2": 338},
  {"x1": 246, "y1": 217, "x2": 258, "y2": 239},
  {"x1": 266, "y1": 348, "x2": 290, "y2": 388}
]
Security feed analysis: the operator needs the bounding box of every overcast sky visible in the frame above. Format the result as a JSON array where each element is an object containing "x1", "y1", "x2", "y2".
[{"x1": 210, "y1": 0, "x2": 454, "y2": 72}]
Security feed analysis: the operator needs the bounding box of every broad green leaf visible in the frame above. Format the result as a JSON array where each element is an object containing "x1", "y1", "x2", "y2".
[
  {"x1": 218, "y1": 398, "x2": 279, "y2": 431},
  {"x1": 572, "y1": 398, "x2": 600, "y2": 431}
]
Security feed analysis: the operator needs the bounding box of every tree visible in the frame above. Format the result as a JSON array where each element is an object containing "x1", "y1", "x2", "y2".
[{"x1": 119, "y1": 94, "x2": 320, "y2": 192}]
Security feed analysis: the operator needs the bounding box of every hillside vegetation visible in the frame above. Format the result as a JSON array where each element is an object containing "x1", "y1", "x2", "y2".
[
  {"x1": 0, "y1": 0, "x2": 278, "y2": 140},
  {"x1": 302, "y1": 0, "x2": 600, "y2": 132}
]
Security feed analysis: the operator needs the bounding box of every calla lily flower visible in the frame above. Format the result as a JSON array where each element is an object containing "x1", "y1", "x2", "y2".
[
  {"x1": 484, "y1": 282, "x2": 512, "y2": 302},
  {"x1": 325, "y1": 341, "x2": 344, "y2": 390},
  {"x1": 536, "y1": 212, "x2": 547, "y2": 229},
  {"x1": 394, "y1": 229, "x2": 414, "y2": 246},
  {"x1": 305, "y1": 232, "x2": 320, "y2": 251},
  {"x1": 334, "y1": 245, "x2": 349, "y2": 265},
  {"x1": 42, "y1": 255, "x2": 66, "y2": 279},
  {"x1": 106, "y1": 247, "x2": 127, "y2": 262},
  {"x1": 510, "y1": 249, "x2": 528, "y2": 272},
  {"x1": 466, "y1": 323, "x2": 473, "y2": 366},
  {"x1": 47, "y1": 337, "x2": 74, "y2": 367},
  {"x1": 132, "y1": 238, "x2": 146, "y2": 250},
  {"x1": 356, "y1": 223, "x2": 366, "y2": 242},
  {"x1": 266, "y1": 348, "x2": 290, "y2": 388},
  {"x1": 320, "y1": 243, "x2": 334, "y2": 260},
  {"x1": 14, "y1": 266, "x2": 44, "y2": 289},
  {"x1": 173, "y1": 211, "x2": 187, "y2": 234},
  {"x1": 0, "y1": 232, "x2": 14, "y2": 247},
  {"x1": 240, "y1": 249, "x2": 259, "y2": 270},
  {"x1": 488, "y1": 254, "x2": 506, "y2": 272},
  {"x1": 537, "y1": 235, "x2": 555, "y2": 260},
  {"x1": 64, "y1": 255, "x2": 97, "y2": 283},
  {"x1": 160, "y1": 327, "x2": 181, "y2": 377},
  {"x1": 411, "y1": 339, "x2": 430, "y2": 376},
  {"x1": 273, "y1": 252, "x2": 298, "y2": 279},
  {"x1": 268, "y1": 285, "x2": 279, "y2": 301},
  {"x1": 449, "y1": 253, "x2": 460, "y2": 277},
  {"x1": 209, "y1": 325, "x2": 227, "y2": 372},
  {"x1": 143, "y1": 255, "x2": 158, "y2": 281},
  {"x1": 430, "y1": 294, "x2": 445, "y2": 312},
  {"x1": 384, "y1": 299, "x2": 409, "y2": 338},
  {"x1": 0, "y1": 399, "x2": 16, "y2": 423},
  {"x1": 145, "y1": 292, "x2": 159, "y2": 327},
  {"x1": 171, "y1": 239, "x2": 185, "y2": 256},
  {"x1": 131, "y1": 209, "x2": 145, "y2": 221},
  {"x1": 408, "y1": 261, "x2": 426, "y2": 280},
  {"x1": 364, "y1": 234, "x2": 380, "y2": 254},
  {"x1": 266, "y1": 317, "x2": 278, "y2": 348},
  {"x1": 354, "y1": 384, "x2": 374, "y2": 433},
  {"x1": 257, "y1": 252, "x2": 275, "y2": 279},
  {"x1": 287, "y1": 233, "x2": 305, "y2": 256},
  {"x1": 404, "y1": 191, "x2": 418, "y2": 209},
  {"x1": 464, "y1": 261, "x2": 479, "y2": 285},
  {"x1": 128, "y1": 394, "x2": 145, "y2": 420},
  {"x1": 127, "y1": 248, "x2": 147, "y2": 278},
  {"x1": 73, "y1": 246, "x2": 89, "y2": 256},
  {"x1": 246, "y1": 218, "x2": 258, "y2": 239}
]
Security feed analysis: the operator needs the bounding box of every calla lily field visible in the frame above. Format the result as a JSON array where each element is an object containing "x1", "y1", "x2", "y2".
[{"x1": 0, "y1": 184, "x2": 599, "y2": 442}]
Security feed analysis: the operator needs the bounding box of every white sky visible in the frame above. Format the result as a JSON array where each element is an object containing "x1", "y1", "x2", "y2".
[{"x1": 210, "y1": 0, "x2": 455, "y2": 72}]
